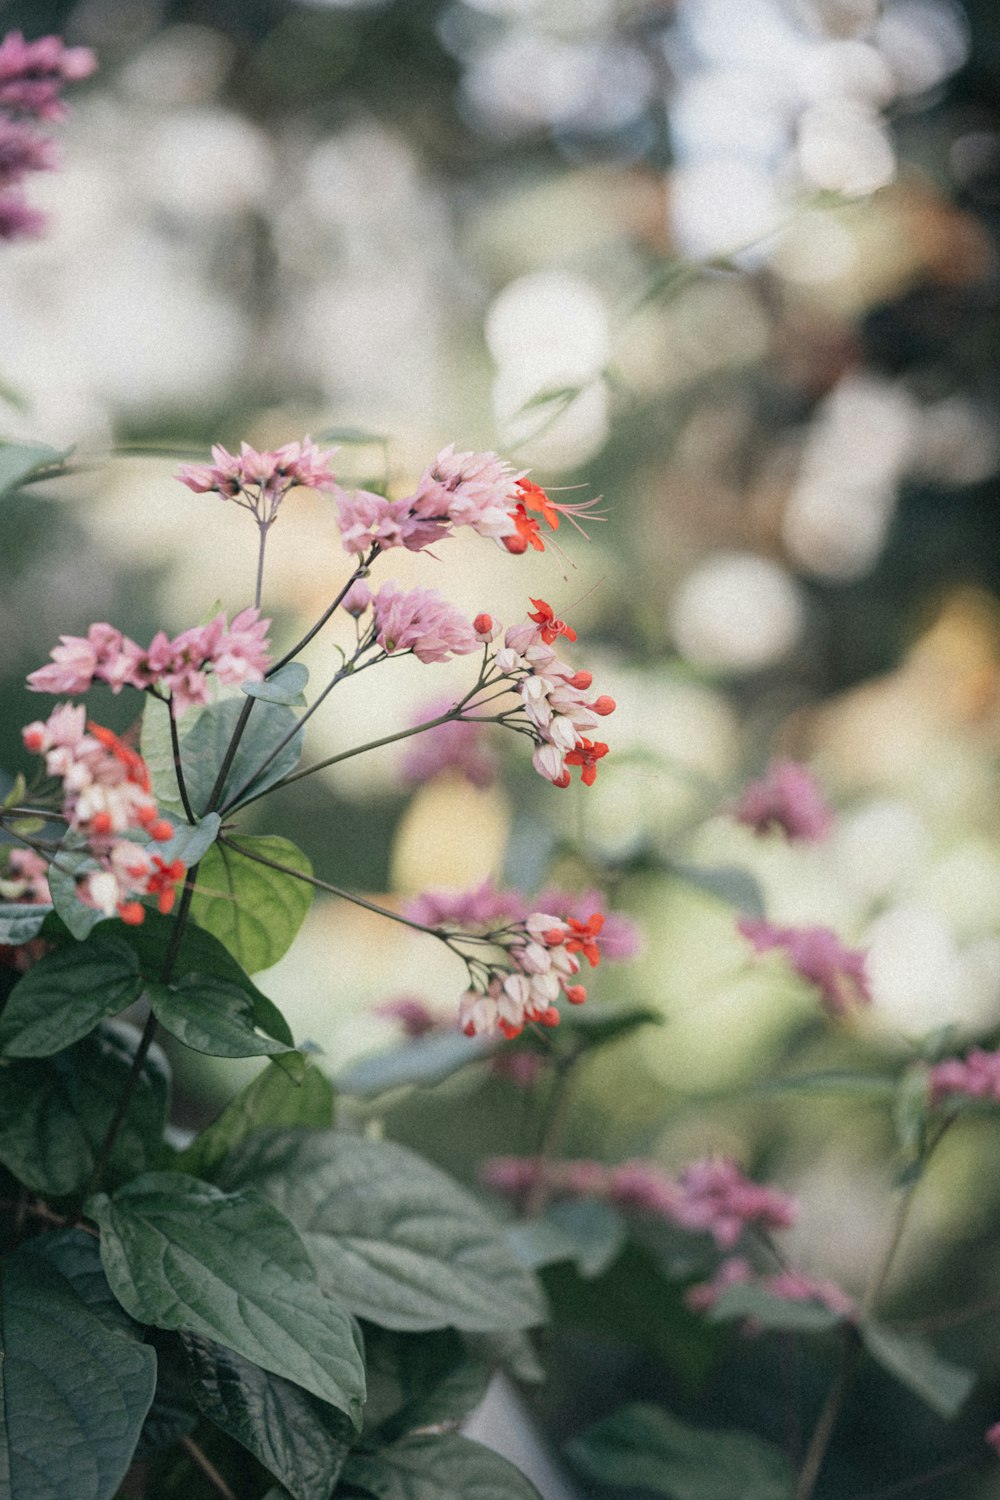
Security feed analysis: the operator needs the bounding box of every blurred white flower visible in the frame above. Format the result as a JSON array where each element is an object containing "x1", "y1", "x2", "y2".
[{"x1": 669, "y1": 553, "x2": 805, "y2": 673}]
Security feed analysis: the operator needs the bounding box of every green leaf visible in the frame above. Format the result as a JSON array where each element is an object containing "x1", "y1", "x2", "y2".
[
  {"x1": 0, "y1": 772, "x2": 26, "y2": 811},
  {"x1": 565, "y1": 1404, "x2": 794, "y2": 1499},
  {"x1": 175, "y1": 698, "x2": 304, "y2": 817},
  {"x1": 216, "y1": 1130, "x2": 548, "y2": 1334},
  {"x1": 318, "y1": 426, "x2": 387, "y2": 444},
  {"x1": 860, "y1": 1323, "x2": 975, "y2": 1419},
  {"x1": 0, "y1": 903, "x2": 51, "y2": 945},
  {"x1": 147, "y1": 974, "x2": 300, "y2": 1063},
  {"x1": 708, "y1": 1284, "x2": 844, "y2": 1334},
  {"x1": 139, "y1": 696, "x2": 189, "y2": 819},
  {"x1": 557, "y1": 1003, "x2": 664, "y2": 1049},
  {"x1": 0, "y1": 440, "x2": 69, "y2": 497},
  {"x1": 0, "y1": 935, "x2": 141, "y2": 1057},
  {"x1": 121, "y1": 908, "x2": 294, "y2": 1047},
  {"x1": 0, "y1": 1021, "x2": 168, "y2": 1196},
  {"x1": 372, "y1": 1335, "x2": 493, "y2": 1444},
  {"x1": 178, "y1": 1058, "x2": 335, "y2": 1180},
  {"x1": 181, "y1": 1332, "x2": 353, "y2": 1500},
  {"x1": 0, "y1": 1229, "x2": 156, "y2": 1500},
  {"x1": 893, "y1": 1065, "x2": 931, "y2": 1159},
  {"x1": 87, "y1": 1171, "x2": 365, "y2": 1427},
  {"x1": 507, "y1": 1199, "x2": 626, "y2": 1279},
  {"x1": 188, "y1": 837, "x2": 313, "y2": 974},
  {"x1": 342, "y1": 1434, "x2": 542, "y2": 1500},
  {"x1": 243, "y1": 663, "x2": 309, "y2": 707},
  {"x1": 335, "y1": 1032, "x2": 494, "y2": 1097},
  {"x1": 46, "y1": 849, "x2": 106, "y2": 940},
  {"x1": 663, "y1": 860, "x2": 767, "y2": 917},
  {"x1": 152, "y1": 812, "x2": 221, "y2": 868},
  {"x1": 745, "y1": 1071, "x2": 897, "y2": 1101}
]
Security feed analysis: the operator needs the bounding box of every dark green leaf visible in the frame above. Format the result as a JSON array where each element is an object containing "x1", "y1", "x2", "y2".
[
  {"x1": 663, "y1": 860, "x2": 766, "y2": 917},
  {"x1": 147, "y1": 974, "x2": 299, "y2": 1062},
  {"x1": 216, "y1": 1130, "x2": 547, "y2": 1333},
  {"x1": 188, "y1": 837, "x2": 313, "y2": 974},
  {"x1": 0, "y1": 1021, "x2": 168, "y2": 1196},
  {"x1": 181, "y1": 1332, "x2": 353, "y2": 1500},
  {"x1": 0, "y1": 440, "x2": 69, "y2": 497},
  {"x1": 342, "y1": 1434, "x2": 542, "y2": 1500},
  {"x1": 121, "y1": 908, "x2": 293, "y2": 1047},
  {"x1": 175, "y1": 698, "x2": 304, "y2": 816},
  {"x1": 0, "y1": 903, "x2": 51, "y2": 946},
  {"x1": 708, "y1": 1284, "x2": 844, "y2": 1334},
  {"x1": 177, "y1": 1058, "x2": 335, "y2": 1180},
  {"x1": 557, "y1": 1003, "x2": 664, "y2": 1048},
  {"x1": 0, "y1": 935, "x2": 141, "y2": 1057},
  {"x1": 507, "y1": 1199, "x2": 626, "y2": 1279},
  {"x1": 565, "y1": 1404, "x2": 794, "y2": 1499},
  {"x1": 87, "y1": 1171, "x2": 365, "y2": 1427},
  {"x1": 336, "y1": 1032, "x2": 493, "y2": 1098},
  {"x1": 0, "y1": 1229, "x2": 156, "y2": 1500},
  {"x1": 243, "y1": 663, "x2": 309, "y2": 706},
  {"x1": 860, "y1": 1323, "x2": 975, "y2": 1419}
]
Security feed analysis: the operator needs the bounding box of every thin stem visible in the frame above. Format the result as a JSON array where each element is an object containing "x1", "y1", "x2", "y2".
[
  {"x1": 794, "y1": 1329, "x2": 861, "y2": 1500},
  {"x1": 203, "y1": 695, "x2": 255, "y2": 815},
  {"x1": 217, "y1": 834, "x2": 448, "y2": 940},
  {"x1": 266, "y1": 547, "x2": 379, "y2": 678},
  {"x1": 168, "y1": 703, "x2": 197, "y2": 825},
  {"x1": 179, "y1": 1436, "x2": 237, "y2": 1500},
  {"x1": 81, "y1": 873, "x2": 199, "y2": 1201},
  {"x1": 523, "y1": 1052, "x2": 580, "y2": 1218},
  {"x1": 236, "y1": 704, "x2": 465, "y2": 808},
  {"x1": 794, "y1": 1119, "x2": 955, "y2": 1500},
  {"x1": 254, "y1": 520, "x2": 269, "y2": 609}
]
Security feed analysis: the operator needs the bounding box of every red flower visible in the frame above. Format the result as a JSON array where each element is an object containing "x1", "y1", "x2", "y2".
[
  {"x1": 528, "y1": 597, "x2": 577, "y2": 645},
  {"x1": 503, "y1": 502, "x2": 546, "y2": 554},
  {"x1": 565, "y1": 913, "x2": 604, "y2": 967},
  {"x1": 564, "y1": 736, "x2": 608, "y2": 786}
]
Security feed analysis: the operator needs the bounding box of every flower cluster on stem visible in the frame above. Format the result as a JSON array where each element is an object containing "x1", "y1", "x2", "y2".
[
  {"x1": 738, "y1": 917, "x2": 871, "y2": 1017},
  {"x1": 0, "y1": 30, "x2": 96, "y2": 240},
  {"x1": 20, "y1": 704, "x2": 183, "y2": 922}
]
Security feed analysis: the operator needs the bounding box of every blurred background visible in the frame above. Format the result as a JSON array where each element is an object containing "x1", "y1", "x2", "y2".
[{"x1": 5, "y1": 0, "x2": 1000, "y2": 1492}]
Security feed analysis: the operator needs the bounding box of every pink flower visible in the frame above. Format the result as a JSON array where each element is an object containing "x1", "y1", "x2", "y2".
[
  {"x1": 929, "y1": 1048, "x2": 1000, "y2": 1107},
  {"x1": 685, "y1": 1256, "x2": 754, "y2": 1313},
  {"x1": 0, "y1": 189, "x2": 45, "y2": 238},
  {"x1": 0, "y1": 848, "x2": 51, "y2": 904},
  {"x1": 405, "y1": 880, "x2": 527, "y2": 930},
  {"x1": 0, "y1": 118, "x2": 56, "y2": 186},
  {"x1": 685, "y1": 1259, "x2": 855, "y2": 1324},
  {"x1": 177, "y1": 437, "x2": 337, "y2": 522},
  {"x1": 607, "y1": 1156, "x2": 796, "y2": 1249},
  {"x1": 402, "y1": 444, "x2": 520, "y2": 545},
  {"x1": 738, "y1": 918, "x2": 871, "y2": 1016},
  {"x1": 371, "y1": 581, "x2": 478, "y2": 664},
  {"x1": 0, "y1": 31, "x2": 96, "y2": 121},
  {"x1": 374, "y1": 995, "x2": 444, "y2": 1038},
  {"x1": 732, "y1": 760, "x2": 834, "y2": 842},
  {"x1": 985, "y1": 1423, "x2": 1000, "y2": 1456},
  {"x1": 400, "y1": 698, "x2": 499, "y2": 789},
  {"x1": 536, "y1": 886, "x2": 642, "y2": 960},
  {"x1": 28, "y1": 610, "x2": 271, "y2": 718},
  {"x1": 341, "y1": 580, "x2": 372, "y2": 617},
  {"x1": 333, "y1": 489, "x2": 413, "y2": 555}
]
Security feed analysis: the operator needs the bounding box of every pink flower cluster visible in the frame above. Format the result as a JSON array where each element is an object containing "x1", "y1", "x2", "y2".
[
  {"x1": 482, "y1": 1154, "x2": 797, "y2": 1249},
  {"x1": 333, "y1": 445, "x2": 523, "y2": 557},
  {"x1": 0, "y1": 30, "x2": 96, "y2": 240},
  {"x1": 685, "y1": 1257, "x2": 856, "y2": 1324},
  {"x1": 177, "y1": 438, "x2": 338, "y2": 523},
  {"x1": 457, "y1": 910, "x2": 602, "y2": 1039},
  {"x1": 929, "y1": 1047, "x2": 1000, "y2": 1108},
  {"x1": 22, "y1": 705, "x2": 184, "y2": 924},
  {"x1": 404, "y1": 879, "x2": 641, "y2": 963},
  {"x1": 27, "y1": 609, "x2": 271, "y2": 718},
  {"x1": 370, "y1": 582, "x2": 479, "y2": 665},
  {"x1": 738, "y1": 918, "x2": 870, "y2": 1017},
  {"x1": 484, "y1": 598, "x2": 614, "y2": 790},
  {"x1": 732, "y1": 760, "x2": 834, "y2": 843},
  {"x1": 401, "y1": 698, "x2": 499, "y2": 790}
]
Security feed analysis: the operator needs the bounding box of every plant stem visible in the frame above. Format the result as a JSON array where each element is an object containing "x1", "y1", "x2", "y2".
[
  {"x1": 266, "y1": 547, "x2": 379, "y2": 678},
  {"x1": 179, "y1": 1436, "x2": 237, "y2": 1500},
  {"x1": 168, "y1": 702, "x2": 197, "y2": 825},
  {"x1": 254, "y1": 520, "x2": 269, "y2": 609},
  {"x1": 524, "y1": 1051, "x2": 580, "y2": 1218},
  {"x1": 81, "y1": 873, "x2": 199, "y2": 1201},
  {"x1": 216, "y1": 834, "x2": 448, "y2": 940},
  {"x1": 794, "y1": 1328, "x2": 861, "y2": 1500}
]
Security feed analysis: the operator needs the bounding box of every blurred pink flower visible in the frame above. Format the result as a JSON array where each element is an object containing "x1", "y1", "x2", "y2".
[
  {"x1": 929, "y1": 1047, "x2": 1000, "y2": 1107},
  {"x1": 0, "y1": 31, "x2": 96, "y2": 121},
  {"x1": 732, "y1": 760, "x2": 834, "y2": 842},
  {"x1": 400, "y1": 698, "x2": 499, "y2": 789},
  {"x1": 738, "y1": 917, "x2": 870, "y2": 1016}
]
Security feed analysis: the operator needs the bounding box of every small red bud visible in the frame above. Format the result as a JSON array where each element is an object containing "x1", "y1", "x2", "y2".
[
  {"x1": 568, "y1": 670, "x2": 593, "y2": 691},
  {"x1": 117, "y1": 901, "x2": 145, "y2": 926},
  {"x1": 503, "y1": 533, "x2": 528, "y2": 555},
  {"x1": 591, "y1": 695, "x2": 616, "y2": 716},
  {"x1": 540, "y1": 1006, "x2": 561, "y2": 1027},
  {"x1": 473, "y1": 613, "x2": 494, "y2": 636},
  {"x1": 564, "y1": 984, "x2": 587, "y2": 1005}
]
